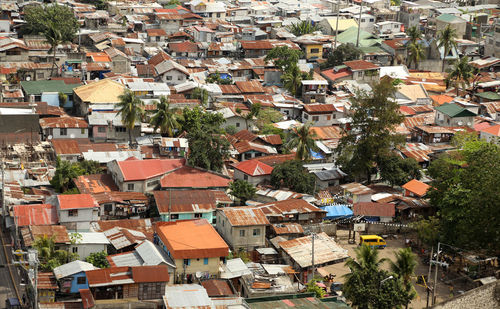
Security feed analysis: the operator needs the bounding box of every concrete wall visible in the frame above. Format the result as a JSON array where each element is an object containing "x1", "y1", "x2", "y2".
[
  {"x1": 160, "y1": 211, "x2": 215, "y2": 223},
  {"x1": 233, "y1": 169, "x2": 269, "y2": 186},
  {"x1": 159, "y1": 20, "x2": 181, "y2": 34},
  {"x1": 306, "y1": 222, "x2": 337, "y2": 237},
  {"x1": 58, "y1": 208, "x2": 97, "y2": 224},
  {"x1": 431, "y1": 281, "x2": 499, "y2": 309},
  {"x1": 161, "y1": 69, "x2": 187, "y2": 85},
  {"x1": 70, "y1": 244, "x2": 107, "y2": 260},
  {"x1": 173, "y1": 256, "x2": 221, "y2": 277},
  {"x1": 480, "y1": 131, "x2": 500, "y2": 145},
  {"x1": 45, "y1": 127, "x2": 88, "y2": 139}
]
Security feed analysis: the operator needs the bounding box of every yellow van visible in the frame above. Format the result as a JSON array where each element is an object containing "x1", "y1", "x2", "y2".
[{"x1": 359, "y1": 235, "x2": 387, "y2": 249}]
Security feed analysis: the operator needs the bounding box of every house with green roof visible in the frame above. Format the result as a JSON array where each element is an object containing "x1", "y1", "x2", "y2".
[
  {"x1": 435, "y1": 14, "x2": 466, "y2": 39},
  {"x1": 20, "y1": 80, "x2": 82, "y2": 109},
  {"x1": 475, "y1": 91, "x2": 500, "y2": 103},
  {"x1": 336, "y1": 26, "x2": 382, "y2": 47},
  {"x1": 434, "y1": 103, "x2": 476, "y2": 127}
]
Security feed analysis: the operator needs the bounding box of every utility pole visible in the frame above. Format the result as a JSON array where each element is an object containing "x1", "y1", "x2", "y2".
[
  {"x1": 311, "y1": 233, "x2": 316, "y2": 280},
  {"x1": 426, "y1": 246, "x2": 433, "y2": 308},
  {"x1": 1, "y1": 161, "x2": 5, "y2": 224},
  {"x1": 356, "y1": 1, "x2": 363, "y2": 47},
  {"x1": 432, "y1": 242, "x2": 441, "y2": 305},
  {"x1": 334, "y1": 1, "x2": 341, "y2": 49}
]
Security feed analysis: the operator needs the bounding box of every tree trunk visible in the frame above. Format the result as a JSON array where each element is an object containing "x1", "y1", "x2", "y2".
[
  {"x1": 441, "y1": 48, "x2": 447, "y2": 72},
  {"x1": 366, "y1": 168, "x2": 372, "y2": 184},
  {"x1": 128, "y1": 126, "x2": 133, "y2": 146},
  {"x1": 50, "y1": 46, "x2": 57, "y2": 77},
  {"x1": 456, "y1": 82, "x2": 460, "y2": 96}
]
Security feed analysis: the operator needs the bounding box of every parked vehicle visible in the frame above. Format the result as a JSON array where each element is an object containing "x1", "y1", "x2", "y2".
[{"x1": 359, "y1": 235, "x2": 387, "y2": 249}]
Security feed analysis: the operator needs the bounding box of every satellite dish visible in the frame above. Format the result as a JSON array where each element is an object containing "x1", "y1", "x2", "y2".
[
  {"x1": 26, "y1": 76, "x2": 31, "y2": 81},
  {"x1": 70, "y1": 134, "x2": 75, "y2": 138},
  {"x1": 457, "y1": 121, "x2": 463, "y2": 126},
  {"x1": 195, "y1": 271, "x2": 202, "y2": 279},
  {"x1": 48, "y1": 135, "x2": 53, "y2": 140}
]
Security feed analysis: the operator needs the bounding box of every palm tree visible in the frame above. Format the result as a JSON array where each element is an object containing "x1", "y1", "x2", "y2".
[
  {"x1": 406, "y1": 26, "x2": 421, "y2": 45},
  {"x1": 191, "y1": 87, "x2": 209, "y2": 107},
  {"x1": 287, "y1": 20, "x2": 321, "y2": 36},
  {"x1": 345, "y1": 244, "x2": 388, "y2": 274},
  {"x1": 50, "y1": 157, "x2": 83, "y2": 192},
  {"x1": 45, "y1": 23, "x2": 63, "y2": 77},
  {"x1": 437, "y1": 25, "x2": 457, "y2": 73},
  {"x1": 407, "y1": 42, "x2": 426, "y2": 70},
  {"x1": 116, "y1": 90, "x2": 144, "y2": 146},
  {"x1": 390, "y1": 248, "x2": 418, "y2": 308},
  {"x1": 281, "y1": 63, "x2": 303, "y2": 97},
  {"x1": 447, "y1": 56, "x2": 475, "y2": 96},
  {"x1": 286, "y1": 122, "x2": 318, "y2": 161},
  {"x1": 149, "y1": 96, "x2": 180, "y2": 137}
]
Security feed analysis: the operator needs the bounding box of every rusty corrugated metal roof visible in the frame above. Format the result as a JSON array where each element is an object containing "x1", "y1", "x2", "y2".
[{"x1": 221, "y1": 207, "x2": 269, "y2": 226}]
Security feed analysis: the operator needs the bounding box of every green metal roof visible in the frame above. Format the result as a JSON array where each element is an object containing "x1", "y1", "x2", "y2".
[
  {"x1": 436, "y1": 14, "x2": 464, "y2": 23},
  {"x1": 359, "y1": 46, "x2": 388, "y2": 55},
  {"x1": 475, "y1": 91, "x2": 500, "y2": 101},
  {"x1": 246, "y1": 294, "x2": 351, "y2": 309},
  {"x1": 20, "y1": 80, "x2": 81, "y2": 95},
  {"x1": 337, "y1": 27, "x2": 382, "y2": 47},
  {"x1": 435, "y1": 103, "x2": 476, "y2": 118}
]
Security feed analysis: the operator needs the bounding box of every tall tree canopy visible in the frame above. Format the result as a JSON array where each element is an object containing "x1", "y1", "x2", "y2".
[
  {"x1": 379, "y1": 155, "x2": 422, "y2": 187},
  {"x1": 229, "y1": 180, "x2": 257, "y2": 205},
  {"x1": 437, "y1": 25, "x2": 457, "y2": 72},
  {"x1": 287, "y1": 21, "x2": 321, "y2": 36},
  {"x1": 446, "y1": 56, "x2": 475, "y2": 96},
  {"x1": 270, "y1": 160, "x2": 315, "y2": 194},
  {"x1": 183, "y1": 107, "x2": 229, "y2": 172},
  {"x1": 149, "y1": 96, "x2": 180, "y2": 137},
  {"x1": 336, "y1": 79, "x2": 405, "y2": 183},
  {"x1": 116, "y1": 90, "x2": 144, "y2": 145},
  {"x1": 427, "y1": 140, "x2": 500, "y2": 254},
  {"x1": 264, "y1": 46, "x2": 302, "y2": 72},
  {"x1": 321, "y1": 43, "x2": 362, "y2": 69},
  {"x1": 286, "y1": 122, "x2": 318, "y2": 161}
]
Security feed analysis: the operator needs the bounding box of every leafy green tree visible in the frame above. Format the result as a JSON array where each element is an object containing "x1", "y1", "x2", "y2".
[
  {"x1": 427, "y1": 140, "x2": 500, "y2": 254},
  {"x1": 281, "y1": 63, "x2": 303, "y2": 97},
  {"x1": 191, "y1": 87, "x2": 209, "y2": 107},
  {"x1": 58, "y1": 92, "x2": 67, "y2": 108},
  {"x1": 287, "y1": 21, "x2": 321, "y2": 36},
  {"x1": 407, "y1": 43, "x2": 426, "y2": 70},
  {"x1": 446, "y1": 56, "x2": 475, "y2": 96},
  {"x1": 50, "y1": 157, "x2": 84, "y2": 192},
  {"x1": 306, "y1": 278, "x2": 326, "y2": 298},
  {"x1": 166, "y1": 0, "x2": 181, "y2": 5},
  {"x1": 379, "y1": 155, "x2": 421, "y2": 187},
  {"x1": 450, "y1": 130, "x2": 479, "y2": 149},
  {"x1": 34, "y1": 235, "x2": 78, "y2": 271},
  {"x1": 336, "y1": 79, "x2": 405, "y2": 183},
  {"x1": 255, "y1": 108, "x2": 284, "y2": 129},
  {"x1": 390, "y1": 248, "x2": 418, "y2": 308},
  {"x1": 437, "y1": 25, "x2": 457, "y2": 72},
  {"x1": 236, "y1": 103, "x2": 261, "y2": 131},
  {"x1": 85, "y1": 251, "x2": 110, "y2": 268},
  {"x1": 229, "y1": 180, "x2": 257, "y2": 205},
  {"x1": 184, "y1": 107, "x2": 229, "y2": 172},
  {"x1": 409, "y1": 216, "x2": 440, "y2": 247},
  {"x1": 270, "y1": 160, "x2": 315, "y2": 194},
  {"x1": 149, "y1": 96, "x2": 180, "y2": 137},
  {"x1": 321, "y1": 43, "x2": 362, "y2": 69},
  {"x1": 23, "y1": 4, "x2": 79, "y2": 77},
  {"x1": 260, "y1": 124, "x2": 286, "y2": 141},
  {"x1": 79, "y1": 160, "x2": 102, "y2": 175},
  {"x1": 225, "y1": 125, "x2": 238, "y2": 135},
  {"x1": 391, "y1": 0, "x2": 401, "y2": 5},
  {"x1": 286, "y1": 122, "x2": 318, "y2": 161},
  {"x1": 405, "y1": 26, "x2": 421, "y2": 45},
  {"x1": 264, "y1": 46, "x2": 302, "y2": 72},
  {"x1": 116, "y1": 90, "x2": 144, "y2": 145},
  {"x1": 343, "y1": 244, "x2": 410, "y2": 309}
]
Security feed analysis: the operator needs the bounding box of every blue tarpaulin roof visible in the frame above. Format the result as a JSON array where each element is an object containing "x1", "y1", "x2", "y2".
[
  {"x1": 321, "y1": 205, "x2": 353, "y2": 219},
  {"x1": 310, "y1": 150, "x2": 325, "y2": 160}
]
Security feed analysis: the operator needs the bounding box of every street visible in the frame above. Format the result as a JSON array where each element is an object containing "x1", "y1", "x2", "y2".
[{"x1": 0, "y1": 225, "x2": 21, "y2": 309}]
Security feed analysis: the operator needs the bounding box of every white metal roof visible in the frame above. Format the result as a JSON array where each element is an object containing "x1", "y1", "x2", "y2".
[
  {"x1": 53, "y1": 260, "x2": 97, "y2": 279},
  {"x1": 73, "y1": 232, "x2": 110, "y2": 245}
]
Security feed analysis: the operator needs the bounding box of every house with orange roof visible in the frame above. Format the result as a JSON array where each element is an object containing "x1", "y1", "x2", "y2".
[
  {"x1": 216, "y1": 207, "x2": 269, "y2": 251},
  {"x1": 480, "y1": 124, "x2": 500, "y2": 145},
  {"x1": 107, "y1": 158, "x2": 185, "y2": 193},
  {"x1": 159, "y1": 166, "x2": 232, "y2": 190},
  {"x1": 56, "y1": 194, "x2": 99, "y2": 231},
  {"x1": 402, "y1": 179, "x2": 430, "y2": 198},
  {"x1": 39, "y1": 116, "x2": 89, "y2": 140},
  {"x1": 154, "y1": 219, "x2": 229, "y2": 282},
  {"x1": 233, "y1": 159, "x2": 273, "y2": 186},
  {"x1": 430, "y1": 94, "x2": 454, "y2": 106}
]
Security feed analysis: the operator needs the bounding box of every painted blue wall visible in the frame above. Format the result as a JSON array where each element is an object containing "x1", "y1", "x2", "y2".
[
  {"x1": 41, "y1": 93, "x2": 73, "y2": 108},
  {"x1": 70, "y1": 272, "x2": 89, "y2": 294},
  {"x1": 160, "y1": 212, "x2": 214, "y2": 223}
]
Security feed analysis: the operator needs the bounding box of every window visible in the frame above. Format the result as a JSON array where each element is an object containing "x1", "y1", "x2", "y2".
[
  {"x1": 326, "y1": 115, "x2": 331, "y2": 120},
  {"x1": 370, "y1": 18, "x2": 374, "y2": 22},
  {"x1": 72, "y1": 247, "x2": 78, "y2": 253},
  {"x1": 194, "y1": 213, "x2": 202, "y2": 218},
  {"x1": 204, "y1": 258, "x2": 209, "y2": 265},
  {"x1": 184, "y1": 259, "x2": 190, "y2": 266},
  {"x1": 68, "y1": 209, "x2": 78, "y2": 217},
  {"x1": 81, "y1": 128, "x2": 86, "y2": 135},
  {"x1": 60, "y1": 128, "x2": 67, "y2": 136},
  {"x1": 98, "y1": 127, "x2": 106, "y2": 133},
  {"x1": 236, "y1": 122, "x2": 240, "y2": 127},
  {"x1": 239, "y1": 230, "x2": 245, "y2": 237},
  {"x1": 303, "y1": 113, "x2": 308, "y2": 119},
  {"x1": 171, "y1": 214, "x2": 179, "y2": 220},
  {"x1": 127, "y1": 183, "x2": 134, "y2": 191},
  {"x1": 156, "y1": 283, "x2": 161, "y2": 293},
  {"x1": 310, "y1": 48, "x2": 319, "y2": 53},
  {"x1": 312, "y1": 116, "x2": 319, "y2": 122},
  {"x1": 77, "y1": 277, "x2": 86, "y2": 285},
  {"x1": 37, "y1": 73, "x2": 44, "y2": 80},
  {"x1": 243, "y1": 174, "x2": 248, "y2": 181},
  {"x1": 166, "y1": 76, "x2": 172, "y2": 80},
  {"x1": 115, "y1": 127, "x2": 126, "y2": 133},
  {"x1": 178, "y1": 75, "x2": 183, "y2": 80},
  {"x1": 361, "y1": 19, "x2": 365, "y2": 23},
  {"x1": 333, "y1": 113, "x2": 336, "y2": 119},
  {"x1": 253, "y1": 228, "x2": 260, "y2": 236},
  {"x1": 147, "y1": 180, "x2": 159, "y2": 187},
  {"x1": 217, "y1": 13, "x2": 221, "y2": 17}
]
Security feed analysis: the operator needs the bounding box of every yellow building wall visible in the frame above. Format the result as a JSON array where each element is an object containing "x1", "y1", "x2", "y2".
[
  {"x1": 174, "y1": 256, "x2": 221, "y2": 277},
  {"x1": 306, "y1": 44, "x2": 323, "y2": 60}
]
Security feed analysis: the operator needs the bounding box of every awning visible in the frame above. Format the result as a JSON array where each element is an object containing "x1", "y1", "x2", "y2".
[{"x1": 66, "y1": 60, "x2": 82, "y2": 64}]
